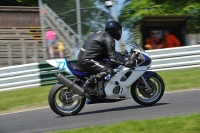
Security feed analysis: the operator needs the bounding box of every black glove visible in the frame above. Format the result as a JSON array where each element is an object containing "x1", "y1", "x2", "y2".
[{"x1": 125, "y1": 59, "x2": 136, "y2": 68}]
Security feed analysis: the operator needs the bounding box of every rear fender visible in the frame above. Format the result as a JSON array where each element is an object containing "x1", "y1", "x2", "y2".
[{"x1": 50, "y1": 83, "x2": 64, "y2": 92}]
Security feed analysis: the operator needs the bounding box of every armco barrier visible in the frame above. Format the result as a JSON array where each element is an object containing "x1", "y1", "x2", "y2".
[
  {"x1": 0, "y1": 45, "x2": 200, "y2": 92},
  {"x1": 0, "y1": 59, "x2": 76, "y2": 91},
  {"x1": 149, "y1": 45, "x2": 200, "y2": 71}
]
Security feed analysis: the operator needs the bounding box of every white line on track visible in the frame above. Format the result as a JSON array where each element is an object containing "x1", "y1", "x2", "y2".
[
  {"x1": 165, "y1": 88, "x2": 200, "y2": 93},
  {"x1": 0, "y1": 89, "x2": 199, "y2": 116}
]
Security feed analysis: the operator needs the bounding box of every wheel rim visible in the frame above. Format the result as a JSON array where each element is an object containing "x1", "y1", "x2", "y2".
[
  {"x1": 135, "y1": 77, "x2": 162, "y2": 103},
  {"x1": 54, "y1": 86, "x2": 83, "y2": 113}
]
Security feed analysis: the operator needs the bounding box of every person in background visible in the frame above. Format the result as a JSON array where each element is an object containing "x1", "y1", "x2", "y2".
[
  {"x1": 56, "y1": 40, "x2": 65, "y2": 58},
  {"x1": 144, "y1": 31, "x2": 160, "y2": 50},
  {"x1": 46, "y1": 29, "x2": 56, "y2": 58},
  {"x1": 162, "y1": 30, "x2": 180, "y2": 48}
]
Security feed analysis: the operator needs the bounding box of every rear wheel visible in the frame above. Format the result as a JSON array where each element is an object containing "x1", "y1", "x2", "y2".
[
  {"x1": 48, "y1": 83, "x2": 86, "y2": 116},
  {"x1": 131, "y1": 74, "x2": 165, "y2": 106}
]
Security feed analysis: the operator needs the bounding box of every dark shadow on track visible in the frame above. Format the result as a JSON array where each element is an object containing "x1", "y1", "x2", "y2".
[
  {"x1": 54, "y1": 103, "x2": 170, "y2": 118},
  {"x1": 77, "y1": 103, "x2": 169, "y2": 116}
]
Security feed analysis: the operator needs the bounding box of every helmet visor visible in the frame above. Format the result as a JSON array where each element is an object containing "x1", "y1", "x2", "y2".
[{"x1": 115, "y1": 29, "x2": 122, "y2": 41}]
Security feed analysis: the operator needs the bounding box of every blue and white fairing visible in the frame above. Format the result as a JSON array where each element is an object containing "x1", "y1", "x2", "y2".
[
  {"x1": 138, "y1": 52, "x2": 151, "y2": 67},
  {"x1": 46, "y1": 52, "x2": 151, "y2": 78},
  {"x1": 103, "y1": 51, "x2": 151, "y2": 99},
  {"x1": 47, "y1": 59, "x2": 72, "y2": 74},
  {"x1": 46, "y1": 59, "x2": 89, "y2": 77}
]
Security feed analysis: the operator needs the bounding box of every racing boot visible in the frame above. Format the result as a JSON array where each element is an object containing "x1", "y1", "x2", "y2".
[
  {"x1": 83, "y1": 75, "x2": 98, "y2": 95},
  {"x1": 83, "y1": 72, "x2": 111, "y2": 95}
]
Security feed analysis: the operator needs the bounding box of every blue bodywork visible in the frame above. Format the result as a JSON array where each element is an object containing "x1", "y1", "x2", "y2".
[
  {"x1": 67, "y1": 58, "x2": 116, "y2": 77},
  {"x1": 143, "y1": 71, "x2": 157, "y2": 80},
  {"x1": 66, "y1": 60, "x2": 89, "y2": 77},
  {"x1": 66, "y1": 53, "x2": 151, "y2": 77},
  {"x1": 138, "y1": 53, "x2": 151, "y2": 66}
]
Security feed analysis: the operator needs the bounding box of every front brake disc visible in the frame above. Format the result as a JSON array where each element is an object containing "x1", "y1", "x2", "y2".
[{"x1": 138, "y1": 80, "x2": 157, "y2": 98}]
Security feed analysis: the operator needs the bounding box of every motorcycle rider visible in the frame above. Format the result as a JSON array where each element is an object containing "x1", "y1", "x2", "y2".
[{"x1": 77, "y1": 20, "x2": 133, "y2": 95}]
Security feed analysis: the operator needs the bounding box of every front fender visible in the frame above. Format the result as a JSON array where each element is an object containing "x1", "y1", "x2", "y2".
[{"x1": 143, "y1": 71, "x2": 157, "y2": 80}]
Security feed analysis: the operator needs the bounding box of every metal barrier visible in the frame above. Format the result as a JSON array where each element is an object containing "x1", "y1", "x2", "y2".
[
  {"x1": 0, "y1": 60, "x2": 75, "y2": 91},
  {"x1": 149, "y1": 45, "x2": 200, "y2": 71},
  {"x1": 0, "y1": 45, "x2": 200, "y2": 92}
]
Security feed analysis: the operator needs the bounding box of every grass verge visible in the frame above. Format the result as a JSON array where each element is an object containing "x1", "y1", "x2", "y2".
[
  {"x1": 47, "y1": 113, "x2": 200, "y2": 133},
  {"x1": 0, "y1": 68, "x2": 200, "y2": 114},
  {"x1": 157, "y1": 68, "x2": 200, "y2": 91}
]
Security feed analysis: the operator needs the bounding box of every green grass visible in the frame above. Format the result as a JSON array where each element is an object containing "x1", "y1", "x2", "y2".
[
  {"x1": 0, "y1": 85, "x2": 51, "y2": 113},
  {"x1": 47, "y1": 113, "x2": 200, "y2": 133},
  {"x1": 157, "y1": 68, "x2": 200, "y2": 91},
  {"x1": 0, "y1": 68, "x2": 200, "y2": 113}
]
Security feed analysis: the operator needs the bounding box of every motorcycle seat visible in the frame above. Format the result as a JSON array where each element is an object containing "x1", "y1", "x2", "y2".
[{"x1": 68, "y1": 62, "x2": 86, "y2": 72}]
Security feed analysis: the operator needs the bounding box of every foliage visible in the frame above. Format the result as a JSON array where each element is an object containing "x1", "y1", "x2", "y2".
[{"x1": 119, "y1": 0, "x2": 200, "y2": 33}]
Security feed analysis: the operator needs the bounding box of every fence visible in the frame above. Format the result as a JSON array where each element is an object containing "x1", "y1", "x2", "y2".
[
  {"x1": 1, "y1": 2, "x2": 200, "y2": 68},
  {"x1": 42, "y1": 4, "x2": 77, "y2": 57},
  {"x1": 0, "y1": 45, "x2": 200, "y2": 92},
  {"x1": 40, "y1": 0, "x2": 113, "y2": 55},
  {"x1": 0, "y1": 27, "x2": 44, "y2": 67},
  {"x1": 0, "y1": 6, "x2": 47, "y2": 68}
]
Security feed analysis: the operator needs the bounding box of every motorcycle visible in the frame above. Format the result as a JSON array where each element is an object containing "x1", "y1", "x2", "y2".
[{"x1": 47, "y1": 42, "x2": 165, "y2": 116}]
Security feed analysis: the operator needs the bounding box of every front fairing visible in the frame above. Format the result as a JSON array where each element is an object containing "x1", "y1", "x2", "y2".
[
  {"x1": 138, "y1": 52, "x2": 151, "y2": 66},
  {"x1": 128, "y1": 42, "x2": 151, "y2": 67}
]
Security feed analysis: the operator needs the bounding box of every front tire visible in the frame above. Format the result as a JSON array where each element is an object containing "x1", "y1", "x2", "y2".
[
  {"x1": 48, "y1": 83, "x2": 86, "y2": 116},
  {"x1": 131, "y1": 74, "x2": 165, "y2": 106}
]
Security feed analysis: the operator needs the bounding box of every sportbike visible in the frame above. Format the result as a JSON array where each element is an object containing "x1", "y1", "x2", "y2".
[{"x1": 47, "y1": 42, "x2": 165, "y2": 116}]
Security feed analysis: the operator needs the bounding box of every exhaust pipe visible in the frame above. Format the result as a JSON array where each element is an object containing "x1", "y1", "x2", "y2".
[{"x1": 56, "y1": 73, "x2": 85, "y2": 96}]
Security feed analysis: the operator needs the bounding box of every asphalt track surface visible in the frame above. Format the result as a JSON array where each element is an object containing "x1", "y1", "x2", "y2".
[{"x1": 0, "y1": 89, "x2": 200, "y2": 133}]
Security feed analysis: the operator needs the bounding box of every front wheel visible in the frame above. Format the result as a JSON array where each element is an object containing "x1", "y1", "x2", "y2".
[
  {"x1": 131, "y1": 73, "x2": 165, "y2": 106},
  {"x1": 48, "y1": 83, "x2": 86, "y2": 116}
]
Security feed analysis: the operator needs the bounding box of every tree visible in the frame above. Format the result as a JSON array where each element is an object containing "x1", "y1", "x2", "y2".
[{"x1": 119, "y1": 0, "x2": 200, "y2": 33}]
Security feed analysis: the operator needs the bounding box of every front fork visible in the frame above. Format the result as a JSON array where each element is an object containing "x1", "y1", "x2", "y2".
[
  {"x1": 140, "y1": 75, "x2": 152, "y2": 92},
  {"x1": 140, "y1": 71, "x2": 157, "y2": 92}
]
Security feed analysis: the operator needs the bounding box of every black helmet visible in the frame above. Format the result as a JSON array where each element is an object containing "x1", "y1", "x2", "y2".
[{"x1": 105, "y1": 20, "x2": 122, "y2": 41}]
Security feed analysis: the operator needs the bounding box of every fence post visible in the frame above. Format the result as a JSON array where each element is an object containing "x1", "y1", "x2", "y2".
[
  {"x1": 7, "y1": 44, "x2": 12, "y2": 66},
  {"x1": 76, "y1": 0, "x2": 82, "y2": 49},
  {"x1": 33, "y1": 42, "x2": 38, "y2": 62},
  {"x1": 38, "y1": 0, "x2": 48, "y2": 60},
  {"x1": 21, "y1": 39, "x2": 27, "y2": 64}
]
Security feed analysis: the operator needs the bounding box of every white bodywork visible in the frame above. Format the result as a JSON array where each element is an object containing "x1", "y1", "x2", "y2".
[
  {"x1": 104, "y1": 65, "x2": 149, "y2": 99},
  {"x1": 46, "y1": 51, "x2": 151, "y2": 100},
  {"x1": 46, "y1": 59, "x2": 73, "y2": 75}
]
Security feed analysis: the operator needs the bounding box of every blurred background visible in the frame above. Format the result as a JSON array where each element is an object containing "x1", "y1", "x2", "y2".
[{"x1": 0, "y1": 0, "x2": 200, "y2": 67}]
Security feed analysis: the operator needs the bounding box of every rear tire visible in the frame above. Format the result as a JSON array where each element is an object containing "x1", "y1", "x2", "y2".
[
  {"x1": 48, "y1": 83, "x2": 86, "y2": 116},
  {"x1": 131, "y1": 74, "x2": 165, "y2": 106}
]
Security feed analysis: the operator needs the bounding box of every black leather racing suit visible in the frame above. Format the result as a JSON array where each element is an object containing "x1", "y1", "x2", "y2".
[{"x1": 77, "y1": 31, "x2": 125, "y2": 92}]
